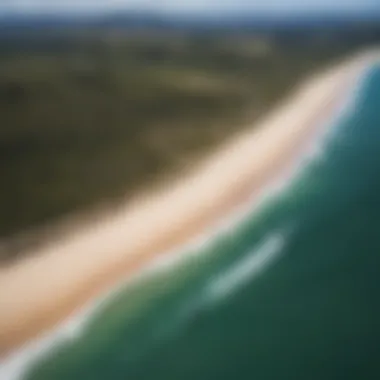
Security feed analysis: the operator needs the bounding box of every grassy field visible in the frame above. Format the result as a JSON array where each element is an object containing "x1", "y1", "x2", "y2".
[{"x1": 0, "y1": 29, "x2": 378, "y2": 261}]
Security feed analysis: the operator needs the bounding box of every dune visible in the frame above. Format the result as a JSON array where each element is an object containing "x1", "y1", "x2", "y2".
[{"x1": 0, "y1": 50, "x2": 377, "y2": 357}]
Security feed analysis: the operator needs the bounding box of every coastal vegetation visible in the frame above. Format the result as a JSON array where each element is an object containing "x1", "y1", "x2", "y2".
[{"x1": 0, "y1": 20, "x2": 379, "y2": 260}]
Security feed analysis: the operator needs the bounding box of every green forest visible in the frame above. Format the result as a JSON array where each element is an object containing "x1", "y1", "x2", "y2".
[{"x1": 0, "y1": 25, "x2": 379, "y2": 261}]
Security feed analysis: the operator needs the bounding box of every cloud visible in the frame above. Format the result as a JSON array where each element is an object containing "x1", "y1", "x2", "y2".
[{"x1": 1, "y1": 0, "x2": 379, "y2": 14}]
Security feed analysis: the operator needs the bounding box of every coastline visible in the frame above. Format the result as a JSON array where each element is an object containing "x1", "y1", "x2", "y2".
[{"x1": 0, "y1": 51, "x2": 377, "y2": 357}]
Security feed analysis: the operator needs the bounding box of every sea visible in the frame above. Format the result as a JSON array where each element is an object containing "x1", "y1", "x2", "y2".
[{"x1": 2, "y1": 60, "x2": 380, "y2": 380}]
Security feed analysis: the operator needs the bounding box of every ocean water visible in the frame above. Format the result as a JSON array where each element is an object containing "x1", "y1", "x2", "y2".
[{"x1": 7, "y1": 62, "x2": 380, "y2": 380}]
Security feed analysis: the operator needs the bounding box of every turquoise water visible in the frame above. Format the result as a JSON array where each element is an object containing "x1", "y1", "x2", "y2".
[{"x1": 23, "y1": 63, "x2": 380, "y2": 380}]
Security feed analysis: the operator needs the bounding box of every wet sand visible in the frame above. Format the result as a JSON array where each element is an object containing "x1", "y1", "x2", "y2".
[{"x1": 0, "y1": 51, "x2": 376, "y2": 356}]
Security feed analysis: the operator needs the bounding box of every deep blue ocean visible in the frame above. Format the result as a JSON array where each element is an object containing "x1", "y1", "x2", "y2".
[{"x1": 19, "y1": 62, "x2": 380, "y2": 380}]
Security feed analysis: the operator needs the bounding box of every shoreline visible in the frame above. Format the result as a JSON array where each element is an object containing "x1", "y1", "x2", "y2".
[{"x1": 0, "y1": 51, "x2": 376, "y2": 357}]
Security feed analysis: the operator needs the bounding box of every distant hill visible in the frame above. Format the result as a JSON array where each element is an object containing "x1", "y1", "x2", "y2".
[{"x1": 1, "y1": 11, "x2": 380, "y2": 33}]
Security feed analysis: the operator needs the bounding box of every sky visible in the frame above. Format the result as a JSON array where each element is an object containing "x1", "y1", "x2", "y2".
[{"x1": 0, "y1": 0, "x2": 379, "y2": 16}]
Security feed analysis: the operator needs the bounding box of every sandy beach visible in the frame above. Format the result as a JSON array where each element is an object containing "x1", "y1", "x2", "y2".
[{"x1": 0, "y1": 51, "x2": 376, "y2": 356}]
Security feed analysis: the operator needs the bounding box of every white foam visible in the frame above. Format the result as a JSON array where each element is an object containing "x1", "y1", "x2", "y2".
[
  {"x1": 205, "y1": 230, "x2": 288, "y2": 304},
  {"x1": 0, "y1": 323, "x2": 79, "y2": 380}
]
